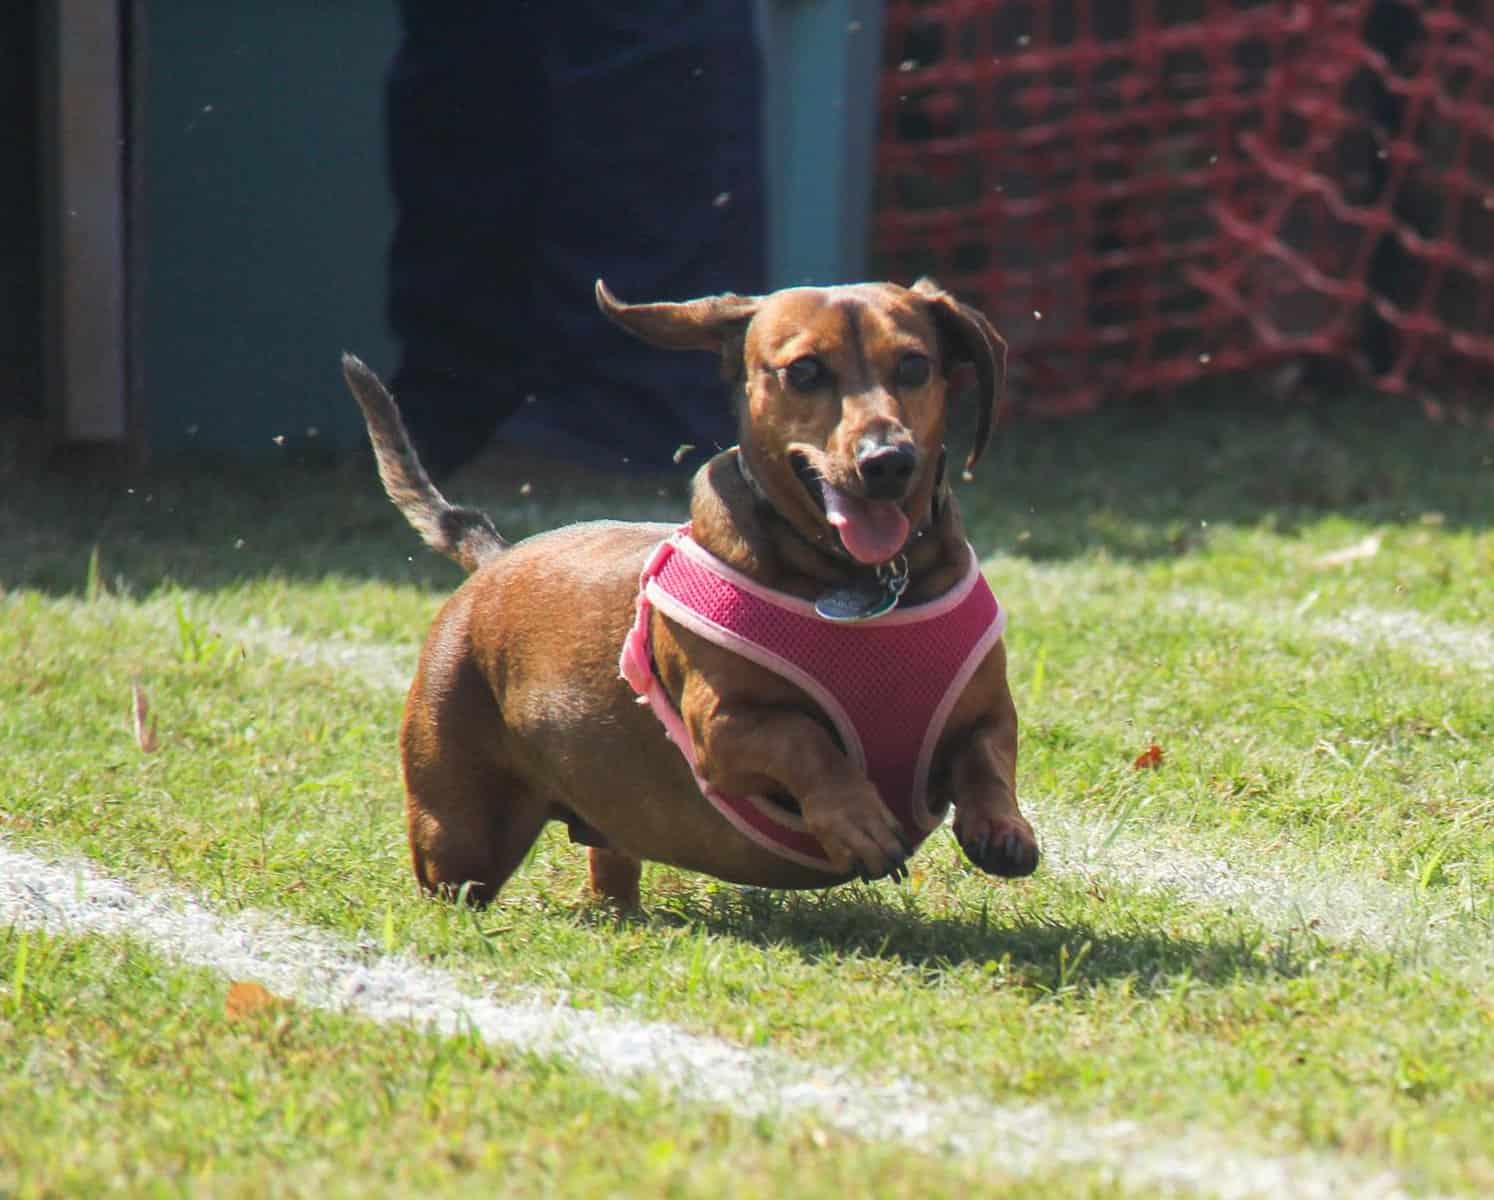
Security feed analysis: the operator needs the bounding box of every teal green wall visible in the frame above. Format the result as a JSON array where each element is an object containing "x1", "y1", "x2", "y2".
[
  {"x1": 760, "y1": 0, "x2": 884, "y2": 288},
  {"x1": 141, "y1": 3, "x2": 397, "y2": 457}
]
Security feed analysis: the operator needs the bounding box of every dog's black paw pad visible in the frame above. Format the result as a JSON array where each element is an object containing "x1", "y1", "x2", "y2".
[{"x1": 962, "y1": 829, "x2": 1040, "y2": 878}]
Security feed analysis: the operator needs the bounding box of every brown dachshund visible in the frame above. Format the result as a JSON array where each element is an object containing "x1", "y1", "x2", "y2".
[{"x1": 342, "y1": 278, "x2": 1038, "y2": 910}]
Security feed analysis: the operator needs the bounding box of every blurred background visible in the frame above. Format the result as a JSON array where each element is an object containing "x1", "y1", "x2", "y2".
[{"x1": 2, "y1": 0, "x2": 1491, "y2": 469}]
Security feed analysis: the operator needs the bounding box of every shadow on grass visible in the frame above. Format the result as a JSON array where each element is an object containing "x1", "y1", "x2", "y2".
[
  {"x1": 622, "y1": 881, "x2": 1313, "y2": 995},
  {"x1": 0, "y1": 440, "x2": 690, "y2": 599},
  {"x1": 2, "y1": 386, "x2": 1490, "y2": 599},
  {"x1": 962, "y1": 385, "x2": 1493, "y2": 562}
]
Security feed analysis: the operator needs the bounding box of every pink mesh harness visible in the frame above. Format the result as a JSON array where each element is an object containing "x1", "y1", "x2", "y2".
[{"x1": 619, "y1": 528, "x2": 1006, "y2": 872}]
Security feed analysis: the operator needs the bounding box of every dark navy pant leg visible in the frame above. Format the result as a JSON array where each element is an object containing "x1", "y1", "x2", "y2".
[
  {"x1": 384, "y1": 1, "x2": 765, "y2": 476},
  {"x1": 519, "y1": 0, "x2": 765, "y2": 470},
  {"x1": 385, "y1": 1, "x2": 544, "y2": 476}
]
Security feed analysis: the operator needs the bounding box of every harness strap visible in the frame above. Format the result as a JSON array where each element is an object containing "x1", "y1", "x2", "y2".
[{"x1": 620, "y1": 529, "x2": 1005, "y2": 871}]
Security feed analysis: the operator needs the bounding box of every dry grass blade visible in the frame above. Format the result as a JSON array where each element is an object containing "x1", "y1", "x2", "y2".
[
  {"x1": 130, "y1": 680, "x2": 159, "y2": 753},
  {"x1": 1315, "y1": 532, "x2": 1382, "y2": 568}
]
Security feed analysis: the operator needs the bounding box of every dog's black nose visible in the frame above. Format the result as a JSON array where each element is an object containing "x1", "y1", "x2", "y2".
[{"x1": 856, "y1": 442, "x2": 916, "y2": 500}]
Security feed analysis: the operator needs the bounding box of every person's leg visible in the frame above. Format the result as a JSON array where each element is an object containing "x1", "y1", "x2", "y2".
[
  {"x1": 385, "y1": 1, "x2": 545, "y2": 478},
  {"x1": 506, "y1": 0, "x2": 766, "y2": 472}
]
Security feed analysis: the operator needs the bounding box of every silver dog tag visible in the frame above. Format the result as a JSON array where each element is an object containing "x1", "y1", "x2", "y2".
[
  {"x1": 815, "y1": 581, "x2": 899, "y2": 622},
  {"x1": 814, "y1": 556, "x2": 910, "y2": 623}
]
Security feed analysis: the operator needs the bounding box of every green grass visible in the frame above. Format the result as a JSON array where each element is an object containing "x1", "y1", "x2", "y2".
[
  {"x1": 2, "y1": 392, "x2": 1492, "y2": 1195},
  {"x1": 4, "y1": 930, "x2": 1088, "y2": 1199}
]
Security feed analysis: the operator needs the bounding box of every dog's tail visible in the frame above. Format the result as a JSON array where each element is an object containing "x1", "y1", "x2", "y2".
[{"x1": 341, "y1": 353, "x2": 506, "y2": 574}]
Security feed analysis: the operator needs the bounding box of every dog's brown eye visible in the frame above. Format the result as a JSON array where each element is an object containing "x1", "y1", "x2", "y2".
[
  {"x1": 895, "y1": 354, "x2": 932, "y2": 388},
  {"x1": 784, "y1": 356, "x2": 827, "y2": 392}
]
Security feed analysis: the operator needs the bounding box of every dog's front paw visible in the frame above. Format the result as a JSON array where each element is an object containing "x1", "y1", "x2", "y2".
[
  {"x1": 954, "y1": 812, "x2": 1040, "y2": 878},
  {"x1": 803, "y1": 782, "x2": 913, "y2": 882}
]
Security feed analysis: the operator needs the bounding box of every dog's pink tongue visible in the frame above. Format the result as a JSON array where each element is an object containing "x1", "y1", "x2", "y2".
[{"x1": 822, "y1": 483, "x2": 910, "y2": 565}]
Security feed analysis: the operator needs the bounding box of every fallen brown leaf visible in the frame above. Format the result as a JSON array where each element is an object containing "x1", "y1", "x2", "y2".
[
  {"x1": 1132, "y1": 743, "x2": 1165, "y2": 770},
  {"x1": 225, "y1": 980, "x2": 283, "y2": 1020}
]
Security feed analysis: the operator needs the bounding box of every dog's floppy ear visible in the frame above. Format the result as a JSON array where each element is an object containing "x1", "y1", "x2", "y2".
[
  {"x1": 596, "y1": 280, "x2": 760, "y2": 377},
  {"x1": 912, "y1": 277, "x2": 1007, "y2": 475}
]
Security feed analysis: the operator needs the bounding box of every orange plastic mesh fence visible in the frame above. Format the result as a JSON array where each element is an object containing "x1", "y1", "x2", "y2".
[{"x1": 874, "y1": 0, "x2": 1494, "y2": 422}]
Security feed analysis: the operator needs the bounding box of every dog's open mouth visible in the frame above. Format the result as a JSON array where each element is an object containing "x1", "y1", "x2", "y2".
[{"x1": 791, "y1": 454, "x2": 910, "y2": 566}]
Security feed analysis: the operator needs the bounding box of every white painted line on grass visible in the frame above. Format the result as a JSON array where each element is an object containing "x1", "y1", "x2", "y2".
[
  {"x1": 0, "y1": 842, "x2": 1417, "y2": 1200},
  {"x1": 1315, "y1": 605, "x2": 1494, "y2": 674},
  {"x1": 1006, "y1": 560, "x2": 1491, "y2": 675},
  {"x1": 1166, "y1": 594, "x2": 1494, "y2": 676},
  {"x1": 1025, "y1": 801, "x2": 1490, "y2": 970},
  {"x1": 230, "y1": 616, "x2": 416, "y2": 693}
]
